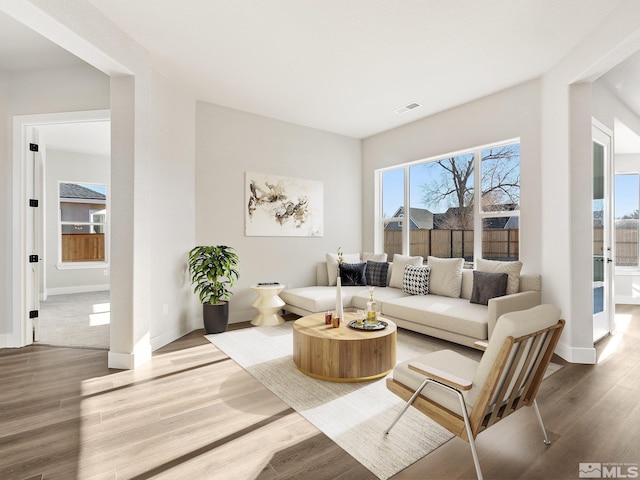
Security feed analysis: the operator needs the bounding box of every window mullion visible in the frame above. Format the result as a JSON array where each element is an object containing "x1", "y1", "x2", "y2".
[
  {"x1": 473, "y1": 148, "x2": 482, "y2": 264},
  {"x1": 403, "y1": 166, "x2": 410, "y2": 256}
]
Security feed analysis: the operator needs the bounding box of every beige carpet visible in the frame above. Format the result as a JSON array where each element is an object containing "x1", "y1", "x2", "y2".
[
  {"x1": 208, "y1": 323, "x2": 469, "y2": 479},
  {"x1": 38, "y1": 291, "x2": 110, "y2": 349},
  {"x1": 207, "y1": 322, "x2": 562, "y2": 480}
]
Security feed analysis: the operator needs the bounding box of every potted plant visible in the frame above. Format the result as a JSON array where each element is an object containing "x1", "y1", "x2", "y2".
[{"x1": 188, "y1": 245, "x2": 240, "y2": 334}]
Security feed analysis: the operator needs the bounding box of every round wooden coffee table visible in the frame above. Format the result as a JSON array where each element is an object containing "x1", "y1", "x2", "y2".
[{"x1": 292, "y1": 312, "x2": 397, "y2": 382}]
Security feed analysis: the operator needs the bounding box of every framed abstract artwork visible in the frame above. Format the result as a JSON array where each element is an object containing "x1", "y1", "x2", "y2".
[{"x1": 245, "y1": 172, "x2": 324, "y2": 237}]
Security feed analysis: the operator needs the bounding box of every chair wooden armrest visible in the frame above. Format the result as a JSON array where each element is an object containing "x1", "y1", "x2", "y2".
[
  {"x1": 474, "y1": 340, "x2": 488, "y2": 351},
  {"x1": 408, "y1": 362, "x2": 473, "y2": 391}
]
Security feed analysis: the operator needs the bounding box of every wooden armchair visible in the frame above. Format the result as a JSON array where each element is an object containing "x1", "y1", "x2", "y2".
[{"x1": 385, "y1": 304, "x2": 564, "y2": 480}]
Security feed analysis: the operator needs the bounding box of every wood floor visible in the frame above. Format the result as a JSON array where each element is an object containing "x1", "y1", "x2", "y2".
[{"x1": 1, "y1": 305, "x2": 639, "y2": 480}]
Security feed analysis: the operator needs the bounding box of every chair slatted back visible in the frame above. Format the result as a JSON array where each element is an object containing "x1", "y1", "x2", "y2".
[{"x1": 469, "y1": 319, "x2": 564, "y2": 436}]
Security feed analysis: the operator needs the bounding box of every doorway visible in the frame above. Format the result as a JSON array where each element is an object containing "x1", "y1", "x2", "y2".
[
  {"x1": 15, "y1": 111, "x2": 111, "y2": 348},
  {"x1": 592, "y1": 121, "x2": 614, "y2": 342}
]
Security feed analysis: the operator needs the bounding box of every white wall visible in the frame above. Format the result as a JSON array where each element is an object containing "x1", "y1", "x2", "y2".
[
  {"x1": 148, "y1": 73, "x2": 198, "y2": 348},
  {"x1": 195, "y1": 102, "x2": 362, "y2": 323},
  {"x1": 1, "y1": 64, "x2": 110, "y2": 347},
  {"x1": 44, "y1": 149, "x2": 110, "y2": 294},
  {"x1": 0, "y1": 69, "x2": 8, "y2": 344},
  {"x1": 1, "y1": 1, "x2": 198, "y2": 368},
  {"x1": 592, "y1": 81, "x2": 640, "y2": 306},
  {"x1": 539, "y1": 0, "x2": 640, "y2": 363},
  {"x1": 362, "y1": 79, "x2": 542, "y2": 273}
]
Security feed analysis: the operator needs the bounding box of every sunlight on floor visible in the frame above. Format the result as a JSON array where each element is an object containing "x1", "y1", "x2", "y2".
[
  {"x1": 90, "y1": 302, "x2": 111, "y2": 326},
  {"x1": 89, "y1": 312, "x2": 110, "y2": 326},
  {"x1": 598, "y1": 313, "x2": 631, "y2": 363}
]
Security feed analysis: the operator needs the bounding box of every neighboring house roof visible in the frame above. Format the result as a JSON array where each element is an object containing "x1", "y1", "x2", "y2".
[
  {"x1": 387, "y1": 204, "x2": 519, "y2": 230},
  {"x1": 385, "y1": 207, "x2": 434, "y2": 230},
  {"x1": 60, "y1": 183, "x2": 106, "y2": 201},
  {"x1": 616, "y1": 218, "x2": 639, "y2": 228}
]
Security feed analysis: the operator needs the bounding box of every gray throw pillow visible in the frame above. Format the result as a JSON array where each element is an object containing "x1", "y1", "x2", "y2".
[
  {"x1": 470, "y1": 271, "x2": 508, "y2": 305},
  {"x1": 339, "y1": 262, "x2": 367, "y2": 286},
  {"x1": 366, "y1": 261, "x2": 389, "y2": 287}
]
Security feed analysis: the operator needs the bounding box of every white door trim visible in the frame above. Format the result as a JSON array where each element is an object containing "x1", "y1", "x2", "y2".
[{"x1": 10, "y1": 109, "x2": 110, "y2": 347}]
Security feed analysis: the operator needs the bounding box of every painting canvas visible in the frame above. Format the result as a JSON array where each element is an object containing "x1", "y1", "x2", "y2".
[{"x1": 245, "y1": 172, "x2": 324, "y2": 237}]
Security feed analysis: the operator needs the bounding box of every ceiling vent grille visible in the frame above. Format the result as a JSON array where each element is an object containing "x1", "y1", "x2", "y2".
[{"x1": 393, "y1": 102, "x2": 421, "y2": 114}]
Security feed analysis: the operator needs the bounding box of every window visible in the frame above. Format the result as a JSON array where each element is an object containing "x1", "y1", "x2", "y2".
[
  {"x1": 379, "y1": 141, "x2": 520, "y2": 262},
  {"x1": 615, "y1": 173, "x2": 639, "y2": 267},
  {"x1": 382, "y1": 168, "x2": 405, "y2": 258},
  {"x1": 480, "y1": 144, "x2": 520, "y2": 260},
  {"x1": 59, "y1": 182, "x2": 108, "y2": 264}
]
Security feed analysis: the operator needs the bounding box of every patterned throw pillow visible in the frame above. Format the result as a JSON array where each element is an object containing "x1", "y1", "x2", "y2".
[
  {"x1": 366, "y1": 261, "x2": 389, "y2": 287},
  {"x1": 402, "y1": 264, "x2": 431, "y2": 295}
]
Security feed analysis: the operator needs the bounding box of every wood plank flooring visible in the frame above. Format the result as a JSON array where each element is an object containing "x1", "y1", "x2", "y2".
[{"x1": 1, "y1": 305, "x2": 638, "y2": 480}]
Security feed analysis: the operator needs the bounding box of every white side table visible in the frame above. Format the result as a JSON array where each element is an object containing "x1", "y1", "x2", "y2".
[{"x1": 251, "y1": 284, "x2": 286, "y2": 326}]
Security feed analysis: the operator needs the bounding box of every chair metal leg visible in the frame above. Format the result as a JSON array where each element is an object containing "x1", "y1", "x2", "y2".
[
  {"x1": 532, "y1": 399, "x2": 551, "y2": 445},
  {"x1": 457, "y1": 390, "x2": 483, "y2": 480},
  {"x1": 384, "y1": 378, "x2": 430, "y2": 435}
]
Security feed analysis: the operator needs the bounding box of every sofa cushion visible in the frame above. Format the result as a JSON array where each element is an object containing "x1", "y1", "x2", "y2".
[
  {"x1": 393, "y1": 350, "x2": 479, "y2": 414},
  {"x1": 351, "y1": 286, "x2": 411, "y2": 310},
  {"x1": 470, "y1": 271, "x2": 508, "y2": 305},
  {"x1": 326, "y1": 252, "x2": 360, "y2": 286},
  {"x1": 427, "y1": 256, "x2": 464, "y2": 298},
  {"x1": 339, "y1": 262, "x2": 367, "y2": 286},
  {"x1": 389, "y1": 254, "x2": 424, "y2": 288},
  {"x1": 281, "y1": 286, "x2": 365, "y2": 313},
  {"x1": 363, "y1": 252, "x2": 388, "y2": 262},
  {"x1": 366, "y1": 260, "x2": 389, "y2": 287},
  {"x1": 402, "y1": 265, "x2": 430, "y2": 295},
  {"x1": 477, "y1": 258, "x2": 522, "y2": 295},
  {"x1": 383, "y1": 294, "x2": 489, "y2": 340}
]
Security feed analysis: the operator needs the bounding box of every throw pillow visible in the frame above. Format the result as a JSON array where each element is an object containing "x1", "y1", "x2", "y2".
[
  {"x1": 389, "y1": 254, "x2": 424, "y2": 288},
  {"x1": 427, "y1": 256, "x2": 464, "y2": 298},
  {"x1": 402, "y1": 264, "x2": 430, "y2": 295},
  {"x1": 339, "y1": 262, "x2": 367, "y2": 286},
  {"x1": 470, "y1": 271, "x2": 508, "y2": 305},
  {"x1": 366, "y1": 260, "x2": 389, "y2": 287},
  {"x1": 476, "y1": 258, "x2": 523, "y2": 295},
  {"x1": 362, "y1": 252, "x2": 388, "y2": 262},
  {"x1": 326, "y1": 252, "x2": 360, "y2": 286}
]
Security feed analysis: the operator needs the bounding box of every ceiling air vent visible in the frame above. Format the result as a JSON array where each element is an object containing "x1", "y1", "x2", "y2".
[{"x1": 393, "y1": 102, "x2": 422, "y2": 115}]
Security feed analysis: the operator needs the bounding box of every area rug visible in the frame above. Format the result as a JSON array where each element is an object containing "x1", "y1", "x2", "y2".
[{"x1": 206, "y1": 323, "x2": 561, "y2": 480}]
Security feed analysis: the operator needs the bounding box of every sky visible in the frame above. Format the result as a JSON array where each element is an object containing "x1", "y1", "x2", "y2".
[{"x1": 615, "y1": 174, "x2": 638, "y2": 218}]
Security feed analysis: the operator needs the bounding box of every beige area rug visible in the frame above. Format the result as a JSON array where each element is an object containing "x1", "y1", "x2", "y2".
[
  {"x1": 208, "y1": 322, "x2": 522, "y2": 479},
  {"x1": 38, "y1": 291, "x2": 110, "y2": 349}
]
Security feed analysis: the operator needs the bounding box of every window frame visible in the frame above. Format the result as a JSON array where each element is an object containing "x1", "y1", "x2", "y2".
[
  {"x1": 377, "y1": 139, "x2": 521, "y2": 263},
  {"x1": 57, "y1": 181, "x2": 110, "y2": 270},
  {"x1": 614, "y1": 172, "x2": 640, "y2": 270}
]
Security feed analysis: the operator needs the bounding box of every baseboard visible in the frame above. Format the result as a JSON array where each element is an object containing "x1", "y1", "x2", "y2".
[
  {"x1": 151, "y1": 319, "x2": 200, "y2": 351},
  {"x1": 555, "y1": 341, "x2": 596, "y2": 364},
  {"x1": 229, "y1": 308, "x2": 255, "y2": 324},
  {"x1": 615, "y1": 296, "x2": 640, "y2": 305},
  {"x1": 0, "y1": 334, "x2": 10, "y2": 348},
  {"x1": 108, "y1": 341, "x2": 152, "y2": 370},
  {"x1": 47, "y1": 285, "x2": 110, "y2": 296}
]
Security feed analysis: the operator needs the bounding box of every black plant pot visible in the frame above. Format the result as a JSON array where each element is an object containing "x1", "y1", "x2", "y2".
[{"x1": 203, "y1": 302, "x2": 229, "y2": 334}]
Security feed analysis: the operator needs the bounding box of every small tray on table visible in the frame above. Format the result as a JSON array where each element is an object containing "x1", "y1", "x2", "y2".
[{"x1": 347, "y1": 319, "x2": 388, "y2": 331}]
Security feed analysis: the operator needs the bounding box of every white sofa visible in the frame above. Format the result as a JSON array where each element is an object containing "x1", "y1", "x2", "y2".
[{"x1": 280, "y1": 261, "x2": 542, "y2": 349}]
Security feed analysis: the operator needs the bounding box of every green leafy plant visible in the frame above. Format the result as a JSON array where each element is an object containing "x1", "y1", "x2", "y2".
[{"x1": 188, "y1": 245, "x2": 240, "y2": 305}]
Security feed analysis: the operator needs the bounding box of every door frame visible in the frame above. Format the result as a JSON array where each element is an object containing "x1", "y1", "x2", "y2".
[
  {"x1": 11, "y1": 109, "x2": 110, "y2": 347},
  {"x1": 592, "y1": 118, "x2": 615, "y2": 343}
]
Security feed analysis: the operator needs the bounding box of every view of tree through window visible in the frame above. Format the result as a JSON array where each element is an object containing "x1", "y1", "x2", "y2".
[{"x1": 380, "y1": 141, "x2": 520, "y2": 262}]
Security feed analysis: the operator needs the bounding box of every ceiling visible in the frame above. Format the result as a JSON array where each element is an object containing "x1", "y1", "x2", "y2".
[{"x1": 2, "y1": 1, "x2": 640, "y2": 149}]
